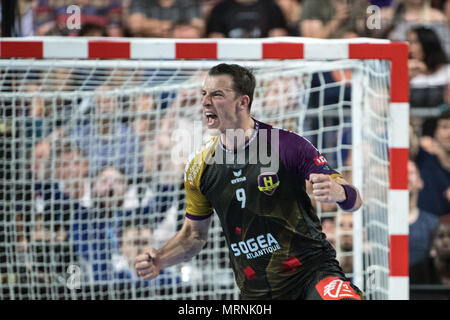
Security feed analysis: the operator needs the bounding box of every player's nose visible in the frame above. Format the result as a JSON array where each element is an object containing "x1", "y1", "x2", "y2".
[{"x1": 201, "y1": 93, "x2": 212, "y2": 107}]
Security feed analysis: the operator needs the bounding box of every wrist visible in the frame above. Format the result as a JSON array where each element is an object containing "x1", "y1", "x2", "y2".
[{"x1": 337, "y1": 184, "x2": 357, "y2": 211}]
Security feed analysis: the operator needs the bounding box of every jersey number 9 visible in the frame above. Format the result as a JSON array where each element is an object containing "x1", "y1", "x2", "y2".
[{"x1": 236, "y1": 188, "x2": 246, "y2": 209}]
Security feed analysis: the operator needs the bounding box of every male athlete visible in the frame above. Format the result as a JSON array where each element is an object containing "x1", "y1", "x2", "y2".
[{"x1": 135, "y1": 64, "x2": 363, "y2": 300}]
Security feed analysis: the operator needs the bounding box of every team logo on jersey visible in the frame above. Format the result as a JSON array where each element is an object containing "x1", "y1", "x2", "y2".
[
  {"x1": 315, "y1": 277, "x2": 361, "y2": 300},
  {"x1": 233, "y1": 170, "x2": 242, "y2": 177},
  {"x1": 313, "y1": 155, "x2": 328, "y2": 166},
  {"x1": 231, "y1": 169, "x2": 246, "y2": 184},
  {"x1": 257, "y1": 172, "x2": 279, "y2": 196}
]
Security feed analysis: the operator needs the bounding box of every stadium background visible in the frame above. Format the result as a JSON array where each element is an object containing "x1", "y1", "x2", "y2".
[{"x1": 1, "y1": 0, "x2": 449, "y2": 300}]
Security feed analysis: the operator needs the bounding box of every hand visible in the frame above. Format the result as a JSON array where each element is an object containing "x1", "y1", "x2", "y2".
[
  {"x1": 408, "y1": 59, "x2": 427, "y2": 79},
  {"x1": 309, "y1": 173, "x2": 346, "y2": 203},
  {"x1": 334, "y1": 1, "x2": 350, "y2": 23},
  {"x1": 135, "y1": 248, "x2": 161, "y2": 281}
]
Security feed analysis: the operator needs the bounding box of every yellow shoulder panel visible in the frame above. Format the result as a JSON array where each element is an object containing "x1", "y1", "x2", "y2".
[{"x1": 184, "y1": 136, "x2": 219, "y2": 218}]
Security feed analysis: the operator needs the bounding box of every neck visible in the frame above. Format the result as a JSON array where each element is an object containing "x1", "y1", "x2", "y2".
[{"x1": 220, "y1": 117, "x2": 255, "y2": 151}]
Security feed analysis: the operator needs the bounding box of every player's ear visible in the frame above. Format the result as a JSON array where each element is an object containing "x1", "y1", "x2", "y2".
[{"x1": 238, "y1": 95, "x2": 250, "y2": 111}]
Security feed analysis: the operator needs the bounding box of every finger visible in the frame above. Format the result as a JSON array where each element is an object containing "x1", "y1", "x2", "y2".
[
  {"x1": 142, "y1": 273, "x2": 157, "y2": 281},
  {"x1": 312, "y1": 181, "x2": 331, "y2": 190},
  {"x1": 135, "y1": 261, "x2": 151, "y2": 270},
  {"x1": 314, "y1": 195, "x2": 333, "y2": 203},
  {"x1": 313, "y1": 189, "x2": 329, "y2": 197},
  {"x1": 310, "y1": 174, "x2": 330, "y2": 184},
  {"x1": 136, "y1": 253, "x2": 151, "y2": 263}
]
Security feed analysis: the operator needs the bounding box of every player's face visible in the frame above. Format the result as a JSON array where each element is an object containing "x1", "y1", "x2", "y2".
[{"x1": 201, "y1": 74, "x2": 242, "y2": 132}]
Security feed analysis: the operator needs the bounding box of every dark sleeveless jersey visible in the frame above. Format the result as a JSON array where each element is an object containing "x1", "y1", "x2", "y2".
[{"x1": 183, "y1": 119, "x2": 342, "y2": 299}]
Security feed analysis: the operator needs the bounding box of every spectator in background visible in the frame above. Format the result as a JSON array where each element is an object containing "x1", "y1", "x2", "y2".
[
  {"x1": 408, "y1": 160, "x2": 439, "y2": 268},
  {"x1": 206, "y1": 0, "x2": 288, "y2": 38},
  {"x1": 121, "y1": 220, "x2": 154, "y2": 273},
  {"x1": 131, "y1": 94, "x2": 159, "y2": 176},
  {"x1": 321, "y1": 217, "x2": 336, "y2": 248},
  {"x1": 127, "y1": 0, "x2": 204, "y2": 38},
  {"x1": 71, "y1": 166, "x2": 128, "y2": 283},
  {"x1": 157, "y1": 71, "x2": 210, "y2": 186},
  {"x1": 52, "y1": 140, "x2": 90, "y2": 204},
  {"x1": 17, "y1": 140, "x2": 90, "y2": 288},
  {"x1": 30, "y1": 139, "x2": 91, "y2": 210},
  {"x1": 78, "y1": 23, "x2": 108, "y2": 36},
  {"x1": 170, "y1": 18, "x2": 203, "y2": 38},
  {"x1": 34, "y1": 0, "x2": 123, "y2": 37},
  {"x1": 275, "y1": 0, "x2": 302, "y2": 36},
  {"x1": 257, "y1": 76, "x2": 300, "y2": 132},
  {"x1": 407, "y1": 26, "x2": 450, "y2": 108},
  {"x1": 0, "y1": 0, "x2": 35, "y2": 36},
  {"x1": 410, "y1": 110, "x2": 450, "y2": 217},
  {"x1": 338, "y1": 212, "x2": 353, "y2": 274},
  {"x1": 116, "y1": 218, "x2": 181, "y2": 295},
  {"x1": 299, "y1": 0, "x2": 368, "y2": 39},
  {"x1": 365, "y1": 0, "x2": 397, "y2": 38},
  {"x1": 410, "y1": 215, "x2": 450, "y2": 285},
  {"x1": 70, "y1": 85, "x2": 143, "y2": 178},
  {"x1": 442, "y1": 0, "x2": 450, "y2": 24},
  {"x1": 387, "y1": 0, "x2": 450, "y2": 58},
  {"x1": 439, "y1": 82, "x2": 450, "y2": 111}
]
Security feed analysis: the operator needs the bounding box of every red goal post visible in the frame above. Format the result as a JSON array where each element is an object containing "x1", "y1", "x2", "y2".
[{"x1": 0, "y1": 36, "x2": 409, "y2": 300}]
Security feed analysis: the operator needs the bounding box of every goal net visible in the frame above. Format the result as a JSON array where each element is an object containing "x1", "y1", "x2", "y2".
[{"x1": 0, "y1": 37, "x2": 409, "y2": 300}]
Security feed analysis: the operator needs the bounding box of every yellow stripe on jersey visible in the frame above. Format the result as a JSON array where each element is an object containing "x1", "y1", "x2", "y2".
[{"x1": 184, "y1": 136, "x2": 219, "y2": 218}]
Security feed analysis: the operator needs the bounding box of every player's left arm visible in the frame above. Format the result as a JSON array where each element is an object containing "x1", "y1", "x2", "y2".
[{"x1": 309, "y1": 173, "x2": 362, "y2": 212}]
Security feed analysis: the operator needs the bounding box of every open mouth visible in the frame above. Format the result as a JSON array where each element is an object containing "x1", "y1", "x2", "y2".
[{"x1": 204, "y1": 112, "x2": 218, "y2": 126}]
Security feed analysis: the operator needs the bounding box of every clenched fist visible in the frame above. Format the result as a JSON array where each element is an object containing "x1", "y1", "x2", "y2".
[
  {"x1": 135, "y1": 248, "x2": 161, "y2": 281},
  {"x1": 309, "y1": 173, "x2": 346, "y2": 203}
]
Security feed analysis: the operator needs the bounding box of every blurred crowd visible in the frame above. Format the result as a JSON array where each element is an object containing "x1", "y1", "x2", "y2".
[{"x1": 1, "y1": 0, "x2": 450, "y2": 299}]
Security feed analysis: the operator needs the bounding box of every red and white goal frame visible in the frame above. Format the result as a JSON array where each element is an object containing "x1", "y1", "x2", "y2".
[{"x1": 0, "y1": 37, "x2": 409, "y2": 300}]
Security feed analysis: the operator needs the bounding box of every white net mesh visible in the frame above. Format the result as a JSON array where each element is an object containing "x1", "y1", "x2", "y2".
[{"x1": 0, "y1": 58, "x2": 391, "y2": 300}]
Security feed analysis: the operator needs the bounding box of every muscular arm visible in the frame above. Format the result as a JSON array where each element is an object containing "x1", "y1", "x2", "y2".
[
  {"x1": 310, "y1": 173, "x2": 362, "y2": 212},
  {"x1": 158, "y1": 216, "x2": 211, "y2": 269},
  {"x1": 135, "y1": 216, "x2": 212, "y2": 280}
]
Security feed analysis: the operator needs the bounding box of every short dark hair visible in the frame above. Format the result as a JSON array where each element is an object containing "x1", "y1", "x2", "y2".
[
  {"x1": 437, "y1": 109, "x2": 450, "y2": 123},
  {"x1": 208, "y1": 63, "x2": 256, "y2": 111},
  {"x1": 410, "y1": 26, "x2": 448, "y2": 72}
]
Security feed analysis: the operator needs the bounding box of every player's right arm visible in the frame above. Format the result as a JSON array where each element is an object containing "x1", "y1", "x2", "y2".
[
  {"x1": 135, "y1": 216, "x2": 211, "y2": 281},
  {"x1": 135, "y1": 140, "x2": 217, "y2": 281}
]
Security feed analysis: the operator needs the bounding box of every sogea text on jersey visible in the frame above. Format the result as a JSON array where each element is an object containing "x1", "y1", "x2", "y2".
[{"x1": 231, "y1": 233, "x2": 281, "y2": 259}]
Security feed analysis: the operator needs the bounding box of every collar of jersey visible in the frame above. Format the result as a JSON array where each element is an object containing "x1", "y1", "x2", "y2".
[{"x1": 219, "y1": 119, "x2": 260, "y2": 154}]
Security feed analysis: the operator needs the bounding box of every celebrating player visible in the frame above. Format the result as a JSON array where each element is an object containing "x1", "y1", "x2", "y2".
[{"x1": 135, "y1": 63, "x2": 363, "y2": 300}]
